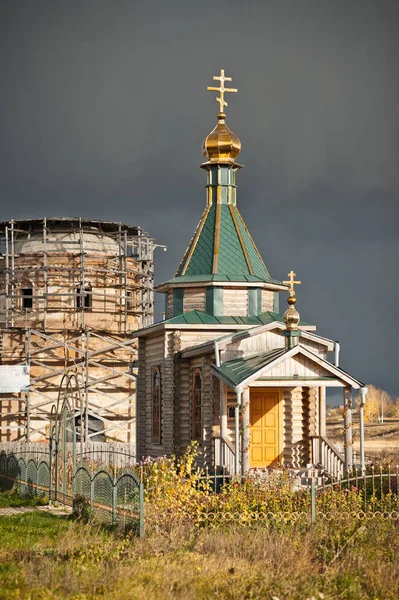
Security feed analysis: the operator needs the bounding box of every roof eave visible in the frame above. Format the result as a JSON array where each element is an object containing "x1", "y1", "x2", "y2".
[{"x1": 156, "y1": 280, "x2": 288, "y2": 293}]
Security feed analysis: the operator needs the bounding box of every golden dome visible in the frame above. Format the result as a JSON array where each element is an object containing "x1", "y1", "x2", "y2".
[
  {"x1": 284, "y1": 295, "x2": 300, "y2": 331},
  {"x1": 202, "y1": 113, "x2": 241, "y2": 163}
]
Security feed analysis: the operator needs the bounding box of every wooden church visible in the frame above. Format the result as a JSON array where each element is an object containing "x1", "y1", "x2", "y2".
[{"x1": 134, "y1": 70, "x2": 365, "y2": 478}]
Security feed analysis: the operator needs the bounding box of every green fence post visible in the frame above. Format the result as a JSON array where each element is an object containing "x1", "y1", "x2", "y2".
[
  {"x1": 112, "y1": 479, "x2": 117, "y2": 525},
  {"x1": 311, "y1": 478, "x2": 316, "y2": 524},
  {"x1": 90, "y1": 476, "x2": 94, "y2": 514},
  {"x1": 139, "y1": 483, "x2": 144, "y2": 539}
]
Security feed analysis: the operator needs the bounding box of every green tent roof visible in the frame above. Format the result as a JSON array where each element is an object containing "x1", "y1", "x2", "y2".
[{"x1": 174, "y1": 203, "x2": 276, "y2": 283}]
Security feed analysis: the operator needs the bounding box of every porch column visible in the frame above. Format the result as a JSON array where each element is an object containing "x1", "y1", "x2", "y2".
[
  {"x1": 318, "y1": 386, "x2": 326, "y2": 437},
  {"x1": 219, "y1": 383, "x2": 227, "y2": 440},
  {"x1": 359, "y1": 387, "x2": 368, "y2": 474},
  {"x1": 343, "y1": 386, "x2": 353, "y2": 475},
  {"x1": 241, "y1": 387, "x2": 250, "y2": 473},
  {"x1": 317, "y1": 386, "x2": 326, "y2": 465},
  {"x1": 234, "y1": 391, "x2": 241, "y2": 475}
]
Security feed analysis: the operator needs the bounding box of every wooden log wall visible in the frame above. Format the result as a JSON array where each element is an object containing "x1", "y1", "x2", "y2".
[
  {"x1": 261, "y1": 290, "x2": 274, "y2": 312},
  {"x1": 141, "y1": 333, "x2": 166, "y2": 458},
  {"x1": 174, "y1": 358, "x2": 190, "y2": 455},
  {"x1": 283, "y1": 386, "x2": 307, "y2": 467},
  {"x1": 162, "y1": 331, "x2": 177, "y2": 454},
  {"x1": 303, "y1": 387, "x2": 318, "y2": 463},
  {"x1": 183, "y1": 288, "x2": 206, "y2": 313},
  {"x1": 201, "y1": 355, "x2": 213, "y2": 467},
  {"x1": 180, "y1": 330, "x2": 233, "y2": 352},
  {"x1": 136, "y1": 338, "x2": 147, "y2": 458},
  {"x1": 223, "y1": 288, "x2": 248, "y2": 316}
]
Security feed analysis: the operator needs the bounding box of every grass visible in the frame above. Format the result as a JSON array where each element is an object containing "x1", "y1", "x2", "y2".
[
  {"x1": 0, "y1": 487, "x2": 49, "y2": 508},
  {"x1": 0, "y1": 512, "x2": 398, "y2": 599}
]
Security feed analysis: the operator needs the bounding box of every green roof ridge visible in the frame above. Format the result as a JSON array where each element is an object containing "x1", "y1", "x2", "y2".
[{"x1": 233, "y1": 206, "x2": 270, "y2": 280}]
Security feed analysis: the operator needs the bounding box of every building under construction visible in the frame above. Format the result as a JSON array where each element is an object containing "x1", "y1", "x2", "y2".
[{"x1": 0, "y1": 217, "x2": 157, "y2": 446}]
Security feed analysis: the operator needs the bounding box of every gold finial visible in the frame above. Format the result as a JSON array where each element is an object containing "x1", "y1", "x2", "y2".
[
  {"x1": 283, "y1": 270, "x2": 301, "y2": 332},
  {"x1": 207, "y1": 69, "x2": 237, "y2": 115},
  {"x1": 283, "y1": 270, "x2": 301, "y2": 297}
]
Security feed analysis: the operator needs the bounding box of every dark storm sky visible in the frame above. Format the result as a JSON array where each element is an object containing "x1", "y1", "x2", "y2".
[{"x1": 0, "y1": 0, "x2": 398, "y2": 399}]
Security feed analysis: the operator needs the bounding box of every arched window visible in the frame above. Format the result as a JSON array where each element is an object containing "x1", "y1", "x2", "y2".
[
  {"x1": 152, "y1": 367, "x2": 162, "y2": 443},
  {"x1": 192, "y1": 369, "x2": 202, "y2": 441},
  {"x1": 76, "y1": 283, "x2": 92, "y2": 309}
]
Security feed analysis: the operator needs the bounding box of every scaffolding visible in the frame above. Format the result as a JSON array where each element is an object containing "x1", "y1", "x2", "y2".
[
  {"x1": 0, "y1": 217, "x2": 155, "y2": 331},
  {"x1": 0, "y1": 217, "x2": 160, "y2": 443}
]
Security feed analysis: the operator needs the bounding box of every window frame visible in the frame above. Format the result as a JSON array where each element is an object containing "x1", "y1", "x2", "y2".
[
  {"x1": 126, "y1": 290, "x2": 134, "y2": 312},
  {"x1": 76, "y1": 283, "x2": 92, "y2": 310},
  {"x1": 22, "y1": 287, "x2": 33, "y2": 310},
  {"x1": 151, "y1": 366, "x2": 162, "y2": 444},
  {"x1": 191, "y1": 368, "x2": 202, "y2": 442}
]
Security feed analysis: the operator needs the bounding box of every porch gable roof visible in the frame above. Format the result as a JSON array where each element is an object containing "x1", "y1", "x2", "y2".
[{"x1": 211, "y1": 344, "x2": 363, "y2": 391}]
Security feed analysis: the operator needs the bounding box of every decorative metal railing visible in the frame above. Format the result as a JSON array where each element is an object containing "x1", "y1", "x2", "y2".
[
  {"x1": 311, "y1": 435, "x2": 345, "y2": 480},
  {"x1": 143, "y1": 466, "x2": 399, "y2": 530}
]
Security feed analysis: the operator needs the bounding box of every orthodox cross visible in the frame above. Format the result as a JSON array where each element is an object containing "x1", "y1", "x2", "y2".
[
  {"x1": 207, "y1": 69, "x2": 237, "y2": 114},
  {"x1": 283, "y1": 270, "x2": 301, "y2": 296}
]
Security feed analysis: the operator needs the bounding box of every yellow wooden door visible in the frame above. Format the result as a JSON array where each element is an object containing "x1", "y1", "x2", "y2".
[{"x1": 250, "y1": 390, "x2": 280, "y2": 467}]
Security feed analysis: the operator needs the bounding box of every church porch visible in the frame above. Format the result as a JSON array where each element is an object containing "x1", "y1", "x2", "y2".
[{"x1": 211, "y1": 345, "x2": 364, "y2": 479}]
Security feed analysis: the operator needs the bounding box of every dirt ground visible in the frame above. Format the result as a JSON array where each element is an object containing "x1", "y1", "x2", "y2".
[{"x1": 326, "y1": 415, "x2": 399, "y2": 461}]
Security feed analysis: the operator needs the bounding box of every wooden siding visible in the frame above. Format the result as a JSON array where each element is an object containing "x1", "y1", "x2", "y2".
[
  {"x1": 298, "y1": 337, "x2": 327, "y2": 359},
  {"x1": 183, "y1": 287, "x2": 206, "y2": 313},
  {"x1": 261, "y1": 290, "x2": 274, "y2": 312},
  {"x1": 264, "y1": 354, "x2": 331, "y2": 379},
  {"x1": 222, "y1": 329, "x2": 329, "y2": 363},
  {"x1": 221, "y1": 330, "x2": 284, "y2": 362},
  {"x1": 223, "y1": 288, "x2": 248, "y2": 316}
]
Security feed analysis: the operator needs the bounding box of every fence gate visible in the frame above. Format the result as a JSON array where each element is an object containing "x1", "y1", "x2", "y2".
[
  {"x1": 1, "y1": 372, "x2": 144, "y2": 535},
  {"x1": 50, "y1": 373, "x2": 80, "y2": 502}
]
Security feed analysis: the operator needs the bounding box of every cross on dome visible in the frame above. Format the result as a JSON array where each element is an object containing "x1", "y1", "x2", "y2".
[
  {"x1": 207, "y1": 69, "x2": 237, "y2": 115},
  {"x1": 283, "y1": 270, "x2": 301, "y2": 296}
]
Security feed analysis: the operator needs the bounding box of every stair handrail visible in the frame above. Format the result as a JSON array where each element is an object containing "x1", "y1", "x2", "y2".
[
  {"x1": 212, "y1": 436, "x2": 235, "y2": 474},
  {"x1": 310, "y1": 435, "x2": 345, "y2": 480}
]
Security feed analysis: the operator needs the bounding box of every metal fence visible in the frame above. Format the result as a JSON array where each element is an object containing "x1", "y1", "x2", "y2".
[
  {"x1": 0, "y1": 449, "x2": 144, "y2": 535},
  {"x1": 1, "y1": 436, "x2": 399, "y2": 535}
]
